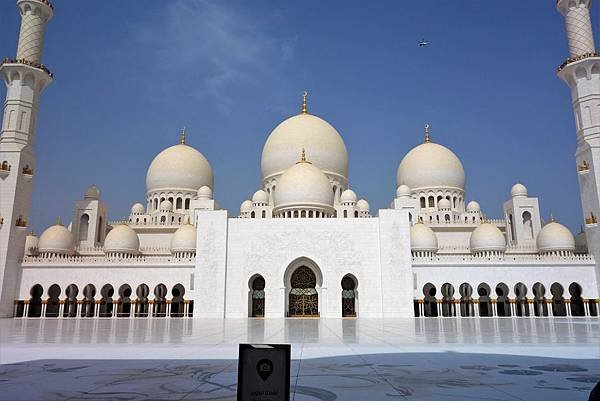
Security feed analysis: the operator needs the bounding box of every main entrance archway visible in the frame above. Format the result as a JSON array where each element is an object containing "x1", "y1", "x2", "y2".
[{"x1": 288, "y1": 266, "x2": 319, "y2": 317}]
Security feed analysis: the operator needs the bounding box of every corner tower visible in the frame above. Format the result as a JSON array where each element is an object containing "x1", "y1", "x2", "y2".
[
  {"x1": 557, "y1": 0, "x2": 600, "y2": 283},
  {"x1": 0, "y1": 0, "x2": 53, "y2": 317}
]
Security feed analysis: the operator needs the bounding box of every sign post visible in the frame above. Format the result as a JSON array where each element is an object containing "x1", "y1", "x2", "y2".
[{"x1": 237, "y1": 344, "x2": 291, "y2": 401}]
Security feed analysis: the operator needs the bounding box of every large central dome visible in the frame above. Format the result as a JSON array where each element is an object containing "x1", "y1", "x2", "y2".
[
  {"x1": 261, "y1": 113, "x2": 348, "y2": 182},
  {"x1": 397, "y1": 141, "x2": 465, "y2": 191}
]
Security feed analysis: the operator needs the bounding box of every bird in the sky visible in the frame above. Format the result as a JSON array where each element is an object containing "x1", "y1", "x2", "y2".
[{"x1": 419, "y1": 39, "x2": 429, "y2": 47}]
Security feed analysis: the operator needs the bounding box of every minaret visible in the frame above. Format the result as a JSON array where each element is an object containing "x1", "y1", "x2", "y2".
[
  {"x1": 557, "y1": 0, "x2": 600, "y2": 285},
  {"x1": 0, "y1": 0, "x2": 53, "y2": 317}
]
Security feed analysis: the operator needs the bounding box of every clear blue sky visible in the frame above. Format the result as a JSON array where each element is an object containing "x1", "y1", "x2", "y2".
[{"x1": 0, "y1": 0, "x2": 595, "y2": 234}]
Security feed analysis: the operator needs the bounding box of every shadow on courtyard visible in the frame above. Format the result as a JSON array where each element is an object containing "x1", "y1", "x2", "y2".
[{"x1": 0, "y1": 352, "x2": 598, "y2": 401}]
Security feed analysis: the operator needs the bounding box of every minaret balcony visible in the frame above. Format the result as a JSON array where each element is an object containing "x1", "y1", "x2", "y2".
[
  {"x1": 0, "y1": 58, "x2": 53, "y2": 78},
  {"x1": 557, "y1": 52, "x2": 600, "y2": 72},
  {"x1": 15, "y1": 218, "x2": 27, "y2": 229},
  {"x1": 585, "y1": 215, "x2": 598, "y2": 227}
]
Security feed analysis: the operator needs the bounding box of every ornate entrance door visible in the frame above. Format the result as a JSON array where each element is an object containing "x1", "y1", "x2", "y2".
[
  {"x1": 288, "y1": 266, "x2": 318, "y2": 317},
  {"x1": 251, "y1": 276, "x2": 265, "y2": 317},
  {"x1": 341, "y1": 276, "x2": 356, "y2": 317}
]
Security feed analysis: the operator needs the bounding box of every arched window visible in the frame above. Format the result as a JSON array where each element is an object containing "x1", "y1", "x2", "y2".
[
  {"x1": 185, "y1": 198, "x2": 190, "y2": 210},
  {"x1": 428, "y1": 196, "x2": 434, "y2": 208},
  {"x1": 444, "y1": 214, "x2": 450, "y2": 222},
  {"x1": 301, "y1": 210, "x2": 306, "y2": 218},
  {"x1": 293, "y1": 211, "x2": 299, "y2": 218},
  {"x1": 522, "y1": 211, "x2": 533, "y2": 240},
  {"x1": 354, "y1": 211, "x2": 358, "y2": 218},
  {"x1": 96, "y1": 216, "x2": 103, "y2": 243},
  {"x1": 176, "y1": 198, "x2": 183, "y2": 210},
  {"x1": 262, "y1": 210, "x2": 266, "y2": 218},
  {"x1": 79, "y1": 214, "x2": 89, "y2": 241},
  {"x1": 508, "y1": 214, "x2": 515, "y2": 242},
  {"x1": 251, "y1": 211, "x2": 255, "y2": 219}
]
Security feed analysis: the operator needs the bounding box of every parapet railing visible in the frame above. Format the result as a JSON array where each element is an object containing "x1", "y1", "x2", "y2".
[
  {"x1": 412, "y1": 252, "x2": 594, "y2": 265},
  {"x1": 21, "y1": 254, "x2": 195, "y2": 265},
  {"x1": 1, "y1": 57, "x2": 53, "y2": 77},
  {"x1": 557, "y1": 51, "x2": 600, "y2": 72}
]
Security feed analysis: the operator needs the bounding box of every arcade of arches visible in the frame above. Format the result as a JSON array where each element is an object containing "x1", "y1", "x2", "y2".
[{"x1": 417, "y1": 281, "x2": 598, "y2": 318}]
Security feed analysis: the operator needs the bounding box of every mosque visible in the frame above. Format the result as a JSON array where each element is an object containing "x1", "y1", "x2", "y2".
[{"x1": 0, "y1": 0, "x2": 599, "y2": 319}]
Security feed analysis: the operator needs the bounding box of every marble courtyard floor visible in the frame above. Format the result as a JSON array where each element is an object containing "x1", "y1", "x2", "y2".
[{"x1": 0, "y1": 318, "x2": 599, "y2": 400}]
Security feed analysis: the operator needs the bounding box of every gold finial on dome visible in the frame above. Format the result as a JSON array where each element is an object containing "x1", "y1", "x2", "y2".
[
  {"x1": 424, "y1": 124, "x2": 431, "y2": 143},
  {"x1": 301, "y1": 91, "x2": 308, "y2": 114},
  {"x1": 56, "y1": 216, "x2": 62, "y2": 226},
  {"x1": 549, "y1": 213, "x2": 555, "y2": 223},
  {"x1": 297, "y1": 147, "x2": 312, "y2": 164},
  {"x1": 180, "y1": 127, "x2": 186, "y2": 144}
]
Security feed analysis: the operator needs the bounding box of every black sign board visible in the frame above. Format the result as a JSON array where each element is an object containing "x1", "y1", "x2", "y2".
[{"x1": 237, "y1": 344, "x2": 291, "y2": 401}]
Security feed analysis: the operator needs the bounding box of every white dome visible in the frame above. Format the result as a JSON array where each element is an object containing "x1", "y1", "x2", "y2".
[
  {"x1": 470, "y1": 223, "x2": 506, "y2": 253},
  {"x1": 273, "y1": 159, "x2": 334, "y2": 212},
  {"x1": 38, "y1": 223, "x2": 74, "y2": 254},
  {"x1": 410, "y1": 223, "x2": 438, "y2": 252},
  {"x1": 340, "y1": 189, "x2": 357, "y2": 204},
  {"x1": 197, "y1": 185, "x2": 213, "y2": 199},
  {"x1": 146, "y1": 143, "x2": 213, "y2": 194},
  {"x1": 536, "y1": 221, "x2": 575, "y2": 253},
  {"x1": 261, "y1": 113, "x2": 348, "y2": 182},
  {"x1": 356, "y1": 199, "x2": 370, "y2": 212},
  {"x1": 24, "y1": 233, "x2": 39, "y2": 256},
  {"x1": 511, "y1": 183, "x2": 528, "y2": 198},
  {"x1": 84, "y1": 185, "x2": 100, "y2": 200},
  {"x1": 252, "y1": 189, "x2": 269, "y2": 204},
  {"x1": 240, "y1": 199, "x2": 253, "y2": 213},
  {"x1": 104, "y1": 223, "x2": 139, "y2": 254},
  {"x1": 438, "y1": 198, "x2": 451, "y2": 210},
  {"x1": 466, "y1": 201, "x2": 481, "y2": 212},
  {"x1": 131, "y1": 203, "x2": 145, "y2": 215},
  {"x1": 397, "y1": 142, "x2": 465, "y2": 191},
  {"x1": 575, "y1": 230, "x2": 588, "y2": 253},
  {"x1": 159, "y1": 200, "x2": 173, "y2": 212},
  {"x1": 396, "y1": 185, "x2": 411, "y2": 198},
  {"x1": 171, "y1": 223, "x2": 197, "y2": 253}
]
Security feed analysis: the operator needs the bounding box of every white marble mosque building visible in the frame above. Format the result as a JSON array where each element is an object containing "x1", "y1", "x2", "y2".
[{"x1": 0, "y1": 0, "x2": 599, "y2": 320}]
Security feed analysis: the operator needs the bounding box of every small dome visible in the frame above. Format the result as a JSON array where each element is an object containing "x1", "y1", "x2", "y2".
[
  {"x1": 240, "y1": 199, "x2": 253, "y2": 213},
  {"x1": 159, "y1": 200, "x2": 173, "y2": 212},
  {"x1": 397, "y1": 142, "x2": 465, "y2": 191},
  {"x1": 438, "y1": 198, "x2": 451, "y2": 210},
  {"x1": 104, "y1": 223, "x2": 139, "y2": 254},
  {"x1": 252, "y1": 189, "x2": 269, "y2": 204},
  {"x1": 146, "y1": 143, "x2": 213, "y2": 194},
  {"x1": 38, "y1": 223, "x2": 74, "y2": 254},
  {"x1": 466, "y1": 201, "x2": 481, "y2": 213},
  {"x1": 470, "y1": 223, "x2": 506, "y2": 253},
  {"x1": 340, "y1": 189, "x2": 357, "y2": 204},
  {"x1": 261, "y1": 113, "x2": 348, "y2": 182},
  {"x1": 273, "y1": 157, "x2": 334, "y2": 212},
  {"x1": 171, "y1": 223, "x2": 197, "y2": 253},
  {"x1": 511, "y1": 183, "x2": 528, "y2": 198},
  {"x1": 574, "y1": 230, "x2": 588, "y2": 253},
  {"x1": 84, "y1": 185, "x2": 100, "y2": 200},
  {"x1": 131, "y1": 203, "x2": 145, "y2": 215},
  {"x1": 410, "y1": 223, "x2": 438, "y2": 252},
  {"x1": 396, "y1": 185, "x2": 411, "y2": 198},
  {"x1": 536, "y1": 220, "x2": 575, "y2": 253},
  {"x1": 24, "y1": 233, "x2": 39, "y2": 256},
  {"x1": 356, "y1": 199, "x2": 370, "y2": 212},
  {"x1": 197, "y1": 185, "x2": 213, "y2": 199}
]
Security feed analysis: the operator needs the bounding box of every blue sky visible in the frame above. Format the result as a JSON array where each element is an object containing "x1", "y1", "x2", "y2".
[{"x1": 0, "y1": 0, "x2": 595, "y2": 234}]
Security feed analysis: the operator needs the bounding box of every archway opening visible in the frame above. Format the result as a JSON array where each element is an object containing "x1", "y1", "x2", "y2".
[
  {"x1": 532, "y1": 282, "x2": 548, "y2": 317},
  {"x1": 477, "y1": 283, "x2": 492, "y2": 317},
  {"x1": 171, "y1": 283, "x2": 186, "y2": 317},
  {"x1": 423, "y1": 283, "x2": 438, "y2": 317},
  {"x1": 341, "y1": 275, "x2": 357, "y2": 317},
  {"x1": 495, "y1": 283, "x2": 511, "y2": 317},
  {"x1": 441, "y1": 283, "x2": 455, "y2": 317},
  {"x1": 459, "y1": 283, "x2": 474, "y2": 317},
  {"x1": 550, "y1": 282, "x2": 566, "y2": 317},
  {"x1": 46, "y1": 284, "x2": 61, "y2": 317},
  {"x1": 63, "y1": 284, "x2": 79, "y2": 318},
  {"x1": 28, "y1": 284, "x2": 43, "y2": 317},
  {"x1": 569, "y1": 282, "x2": 585, "y2": 316},
  {"x1": 118, "y1": 284, "x2": 132, "y2": 317},
  {"x1": 135, "y1": 284, "x2": 149, "y2": 317},
  {"x1": 82, "y1": 284, "x2": 96, "y2": 318},
  {"x1": 514, "y1": 282, "x2": 530, "y2": 317},
  {"x1": 100, "y1": 284, "x2": 114, "y2": 317},
  {"x1": 153, "y1": 284, "x2": 167, "y2": 317},
  {"x1": 288, "y1": 266, "x2": 318, "y2": 317}
]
